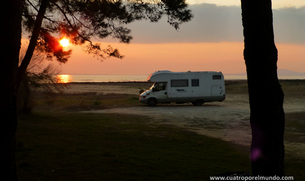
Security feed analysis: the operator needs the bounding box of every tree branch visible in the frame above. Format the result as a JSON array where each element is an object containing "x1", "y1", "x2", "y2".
[
  {"x1": 26, "y1": 0, "x2": 39, "y2": 13},
  {"x1": 50, "y1": 0, "x2": 94, "y2": 44},
  {"x1": 25, "y1": 0, "x2": 57, "y2": 25}
]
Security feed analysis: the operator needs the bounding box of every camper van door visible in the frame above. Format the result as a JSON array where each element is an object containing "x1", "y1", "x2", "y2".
[{"x1": 152, "y1": 82, "x2": 168, "y2": 102}]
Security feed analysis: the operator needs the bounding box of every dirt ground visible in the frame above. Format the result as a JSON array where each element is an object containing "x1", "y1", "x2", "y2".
[{"x1": 63, "y1": 82, "x2": 305, "y2": 158}]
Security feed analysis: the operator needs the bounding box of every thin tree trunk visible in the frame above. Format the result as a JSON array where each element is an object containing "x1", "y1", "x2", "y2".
[
  {"x1": 241, "y1": 0, "x2": 285, "y2": 175},
  {"x1": 0, "y1": 0, "x2": 23, "y2": 180},
  {"x1": 18, "y1": 0, "x2": 49, "y2": 86}
]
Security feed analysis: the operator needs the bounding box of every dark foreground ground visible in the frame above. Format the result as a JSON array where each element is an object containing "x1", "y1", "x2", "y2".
[{"x1": 16, "y1": 80, "x2": 305, "y2": 180}]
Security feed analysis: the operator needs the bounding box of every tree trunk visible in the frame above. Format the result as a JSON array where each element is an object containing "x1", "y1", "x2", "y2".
[
  {"x1": 241, "y1": 0, "x2": 285, "y2": 176},
  {"x1": 18, "y1": 0, "x2": 49, "y2": 86},
  {"x1": 0, "y1": 0, "x2": 23, "y2": 180}
]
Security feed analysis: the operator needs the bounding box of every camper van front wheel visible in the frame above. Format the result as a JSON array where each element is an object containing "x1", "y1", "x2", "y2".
[{"x1": 147, "y1": 98, "x2": 157, "y2": 106}]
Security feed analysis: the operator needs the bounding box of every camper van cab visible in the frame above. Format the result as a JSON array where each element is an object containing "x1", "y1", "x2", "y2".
[{"x1": 139, "y1": 71, "x2": 225, "y2": 106}]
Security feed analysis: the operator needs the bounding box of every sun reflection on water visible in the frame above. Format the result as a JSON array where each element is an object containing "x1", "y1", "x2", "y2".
[{"x1": 56, "y1": 75, "x2": 72, "y2": 83}]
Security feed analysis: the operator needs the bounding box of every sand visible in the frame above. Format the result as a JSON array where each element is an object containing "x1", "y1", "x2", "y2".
[{"x1": 62, "y1": 81, "x2": 305, "y2": 158}]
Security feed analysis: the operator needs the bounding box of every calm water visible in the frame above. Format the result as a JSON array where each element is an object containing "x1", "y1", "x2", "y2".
[
  {"x1": 56, "y1": 74, "x2": 305, "y2": 83},
  {"x1": 56, "y1": 74, "x2": 148, "y2": 83}
]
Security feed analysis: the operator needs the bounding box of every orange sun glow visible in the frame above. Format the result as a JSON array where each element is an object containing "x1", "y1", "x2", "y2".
[{"x1": 60, "y1": 38, "x2": 69, "y2": 47}]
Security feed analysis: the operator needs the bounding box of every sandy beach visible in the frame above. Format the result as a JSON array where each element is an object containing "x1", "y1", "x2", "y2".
[
  {"x1": 60, "y1": 82, "x2": 151, "y2": 95},
  {"x1": 59, "y1": 80, "x2": 305, "y2": 158}
]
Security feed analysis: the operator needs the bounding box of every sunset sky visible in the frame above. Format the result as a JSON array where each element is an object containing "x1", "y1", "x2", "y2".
[{"x1": 47, "y1": 1, "x2": 305, "y2": 75}]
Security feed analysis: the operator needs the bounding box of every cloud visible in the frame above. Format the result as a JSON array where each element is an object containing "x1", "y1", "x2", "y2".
[
  {"x1": 125, "y1": 4, "x2": 243, "y2": 43},
  {"x1": 117, "y1": 3, "x2": 305, "y2": 45},
  {"x1": 273, "y1": 6, "x2": 305, "y2": 45}
]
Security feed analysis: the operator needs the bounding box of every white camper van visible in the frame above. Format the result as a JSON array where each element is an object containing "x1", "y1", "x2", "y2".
[{"x1": 139, "y1": 71, "x2": 225, "y2": 106}]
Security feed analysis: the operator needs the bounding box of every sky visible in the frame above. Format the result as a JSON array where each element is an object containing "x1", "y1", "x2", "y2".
[{"x1": 55, "y1": 0, "x2": 305, "y2": 75}]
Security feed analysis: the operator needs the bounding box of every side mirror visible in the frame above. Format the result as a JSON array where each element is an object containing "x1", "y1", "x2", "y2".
[{"x1": 152, "y1": 88, "x2": 156, "y2": 92}]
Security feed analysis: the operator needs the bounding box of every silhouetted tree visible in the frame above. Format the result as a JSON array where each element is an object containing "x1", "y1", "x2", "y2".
[
  {"x1": 18, "y1": 41, "x2": 62, "y2": 114},
  {"x1": 241, "y1": 0, "x2": 285, "y2": 175},
  {"x1": 0, "y1": 0, "x2": 192, "y2": 180},
  {"x1": 1, "y1": 1, "x2": 23, "y2": 180}
]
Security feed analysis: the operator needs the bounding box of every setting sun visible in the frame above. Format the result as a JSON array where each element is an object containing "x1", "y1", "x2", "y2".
[{"x1": 60, "y1": 38, "x2": 69, "y2": 47}]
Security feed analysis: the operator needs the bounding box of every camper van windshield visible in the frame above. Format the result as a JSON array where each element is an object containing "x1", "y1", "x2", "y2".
[
  {"x1": 150, "y1": 83, "x2": 155, "y2": 90},
  {"x1": 151, "y1": 82, "x2": 166, "y2": 92}
]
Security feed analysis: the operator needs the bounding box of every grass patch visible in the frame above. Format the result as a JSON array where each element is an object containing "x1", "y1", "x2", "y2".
[
  {"x1": 32, "y1": 91, "x2": 140, "y2": 111},
  {"x1": 285, "y1": 112, "x2": 305, "y2": 143},
  {"x1": 280, "y1": 80, "x2": 305, "y2": 98},
  {"x1": 225, "y1": 80, "x2": 248, "y2": 94},
  {"x1": 17, "y1": 112, "x2": 251, "y2": 180},
  {"x1": 225, "y1": 80, "x2": 305, "y2": 98},
  {"x1": 284, "y1": 112, "x2": 305, "y2": 180}
]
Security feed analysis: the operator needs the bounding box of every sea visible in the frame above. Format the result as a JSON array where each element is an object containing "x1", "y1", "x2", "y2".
[{"x1": 56, "y1": 74, "x2": 305, "y2": 83}]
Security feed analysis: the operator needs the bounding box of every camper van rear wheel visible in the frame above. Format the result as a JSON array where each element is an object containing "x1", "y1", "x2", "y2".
[
  {"x1": 147, "y1": 98, "x2": 157, "y2": 106},
  {"x1": 192, "y1": 100, "x2": 203, "y2": 106}
]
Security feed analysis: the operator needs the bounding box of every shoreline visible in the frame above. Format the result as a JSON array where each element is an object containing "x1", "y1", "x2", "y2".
[
  {"x1": 56, "y1": 74, "x2": 305, "y2": 83},
  {"x1": 59, "y1": 79, "x2": 305, "y2": 84},
  {"x1": 44, "y1": 79, "x2": 305, "y2": 95},
  {"x1": 57, "y1": 79, "x2": 305, "y2": 88}
]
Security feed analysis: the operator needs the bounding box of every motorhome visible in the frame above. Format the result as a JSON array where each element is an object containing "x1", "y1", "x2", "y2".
[{"x1": 139, "y1": 70, "x2": 225, "y2": 106}]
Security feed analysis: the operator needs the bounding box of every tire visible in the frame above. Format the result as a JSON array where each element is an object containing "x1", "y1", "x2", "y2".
[
  {"x1": 192, "y1": 100, "x2": 203, "y2": 106},
  {"x1": 147, "y1": 98, "x2": 157, "y2": 106}
]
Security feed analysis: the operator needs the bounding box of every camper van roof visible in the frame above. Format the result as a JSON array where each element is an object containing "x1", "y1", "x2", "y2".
[{"x1": 147, "y1": 70, "x2": 222, "y2": 82}]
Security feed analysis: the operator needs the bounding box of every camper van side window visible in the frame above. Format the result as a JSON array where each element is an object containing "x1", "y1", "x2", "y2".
[
  {"x1": 212, "y1": 75, "x2": 222, "y2": 80},
  {"x1": 171, "y1": 79, "x2": 188, "y2": 87},
  {"x1": 191, "y1": 79, "x2": 199, "y2": 87}
]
